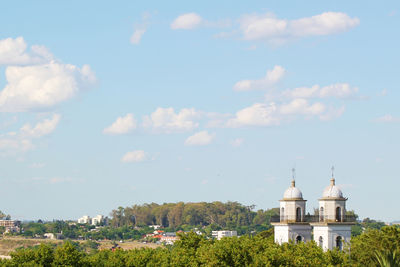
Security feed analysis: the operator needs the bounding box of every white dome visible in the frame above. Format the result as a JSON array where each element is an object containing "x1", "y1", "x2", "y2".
[
  {"x1": 283, "y1": 180, "x2": 303, "y2": 199},
  {"x1": 322, "y1": 178, "x2": 344, "y2": 198}
]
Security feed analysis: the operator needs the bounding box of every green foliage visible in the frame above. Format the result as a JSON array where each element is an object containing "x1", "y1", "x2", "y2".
[
  {"x1": 109, "y1": 202, "x2": 278, "y2": 235},
  {"x1": 350, "y1": 225, "x2": 400, "y2": 266},
  {"x1": 374, "y1": 250, "x2": 400, "y2": 267},
  {"x1": 53, "y1": 241, "x2": 84, "y2": 266},
  {"x1": 2, "y1": 226, "x2": 400, "y2": 266}
]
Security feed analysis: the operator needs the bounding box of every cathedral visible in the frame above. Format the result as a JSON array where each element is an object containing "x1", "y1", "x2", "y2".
[{"x1": 271, "y1": 168, "x2": 355, "y2": 251}]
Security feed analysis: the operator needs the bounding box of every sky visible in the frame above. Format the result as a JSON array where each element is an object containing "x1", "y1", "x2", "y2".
[{"x1": 0, "y1": 1, "x2": 399, "y2": 222}]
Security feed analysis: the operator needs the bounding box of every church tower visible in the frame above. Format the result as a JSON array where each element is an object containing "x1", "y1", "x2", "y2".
[
  {"x1": 311, "y1": 167, "x2": 355, "y2": 251},
  {"x1": 272, "y1": 170, "x2": 312, "y2": 244}
]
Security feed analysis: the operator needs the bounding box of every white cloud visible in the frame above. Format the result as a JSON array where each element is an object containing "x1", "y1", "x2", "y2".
[
  {"x1": 0, "y1": 37, "x2": 96, "y2": 112},
  {"x1": 20, "y1": 114, "x2": 61, "y2": 138},
  {"x1": 230, "y1": 138, "x2": 244, "y2": 147},
  {"x1": 185, "y1": 131, "x2": 215, "y2": 146},
  {"x1": 130, "y1": 13, "x2": 150, "y2": 45},
  {"x1": 171, "y1": 13, "x2": 202, "y2": 30},
  {"x1": 224, "y1": 99, "x2": 342, "y2": 128},
  {"x1": 0, "y1": 62, "x2": 95, "y2": 112},
  {"x1": 0, "y1": 37, "x2": 52, "y2": 65},
  {"x1": 143, "y1": 107, "x2": 200, "y2": 133},
  {"x1": 374, "y1": 114, "x2": 400, "y2": 123},
  {"x1": 0, "y1": 138, "x2": 33, "y2": 152},
  {"x1": 234, "y1": 65, "x2": 285, "y2": 91},
  {"x1": 239, "y1": 12, "x2": 359, "y2": 43},
  {"x1": 121, "y1": 150, "x2": 147, "y2": 163},
  {"x1": 130, "y1": 28, "x2": 146, "y2": 44},
  {"x1": 103, "y1": 113, "x2": 136, "y2": 135},
  {"x1": 282, "y1": 83, "x2": 358, "y2": 99},
  {"x1": 0, "y1": 114, "x2": 61, "y2": 155},
  {"x1": 279, "y1": 99, "x2": 325, "y2": 115},
  {"x1": 227, "y1": 103, "x2": 280, "y2": 127},
  {"x1": 319, "y1": 106, "x2": 345, "y2": 121}
]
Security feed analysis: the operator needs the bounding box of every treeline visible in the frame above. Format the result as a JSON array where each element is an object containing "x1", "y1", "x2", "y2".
[
  {"x1": 2, "y1": 226, "x2": 400, "y2": 266},
  {"x1": 110, "y1": 201, "x2": 278, "y2": 229}
]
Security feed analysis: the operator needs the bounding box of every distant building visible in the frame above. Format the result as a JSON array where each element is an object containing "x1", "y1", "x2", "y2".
[
  {"x1": 0, "y1": 220, "x2": 20, "y2": 233},
  {"x1": 91, "y1": 215, "x2": 105, "y2": 225},
  {"x1": 78, "y1": 215, "x2": 91, "y2": 224},
  {"x1": 212, "y1": 230, "x2": 237, "y2": 240},
  {"x1": 77, "y1": 215, "x2": 107, "y2": 225},
  {"x1": 160, "y1": 232, "x2": 179, "y2": 245}
]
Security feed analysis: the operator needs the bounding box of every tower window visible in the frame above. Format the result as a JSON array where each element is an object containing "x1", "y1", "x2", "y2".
[
  {"x1": 336, "y1": 236, "x2": 343, "y2": 250},
  {"x1": 296, "y1": 207, "x2": 302, "y2": 222},
  {"x1": 320, "y1": 207, "x2": 324, "y2": 222},
  {"x1": 336, "y1": 207, "x2": 342, "y2": 222},
  {"x1": 318, "y1": 236, "x2": 323, "y2": 248},
  {"x1": 281, "y1": 207, "x2": 285, "y2": 222}
]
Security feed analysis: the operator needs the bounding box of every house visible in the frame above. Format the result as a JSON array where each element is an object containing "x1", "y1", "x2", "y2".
[
  {"x1": 160, "y1": 232, "x2": 179, "y2": 245},
  {"x1": 0, "y1": 220, "x2": 20, "y2": 233},
  {"x1": 211, "y1": 230, "x2": 237, "y2": 240},
  {"x1": 78, "y1": 215, "x2": 91, "y2": 224}
]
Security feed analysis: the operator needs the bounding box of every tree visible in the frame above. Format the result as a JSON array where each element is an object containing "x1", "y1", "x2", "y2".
[{"x1": 53, "y1": 241, "x2": 84, "y2": 266}]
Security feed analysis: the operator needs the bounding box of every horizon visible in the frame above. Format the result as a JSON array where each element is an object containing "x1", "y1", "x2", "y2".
[{"x1": 1, "y1": 1, "x2": 399, "y2": 222}]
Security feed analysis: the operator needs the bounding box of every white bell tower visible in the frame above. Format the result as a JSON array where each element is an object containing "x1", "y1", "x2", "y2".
[
  {"x1": 311, "y1": 167, "x2": 355, "y2": 251},
  {"x1": 272, "y1": 169, "x2": 312, "y2": 244}
]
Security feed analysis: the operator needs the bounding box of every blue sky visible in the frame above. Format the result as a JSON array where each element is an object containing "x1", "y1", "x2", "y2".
[{"x1": 0, "y1": 1, "x2": 399, "y2": 221}]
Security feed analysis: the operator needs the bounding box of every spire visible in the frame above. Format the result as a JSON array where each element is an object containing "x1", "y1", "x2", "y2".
[
  {"x1": 330, "y1": 166, "x2": 335, "y2": 186},
  {"x1": 291, "y1": 168, "x2": 296, "y2": 187}
]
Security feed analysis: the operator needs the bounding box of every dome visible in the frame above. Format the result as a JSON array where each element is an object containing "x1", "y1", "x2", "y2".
[
  {"x1": 283, "y1": 180, "x2": 303, "y2": 199},
  {"x1": 322, "y1": 178, "x2": 343, "y2": 198}
]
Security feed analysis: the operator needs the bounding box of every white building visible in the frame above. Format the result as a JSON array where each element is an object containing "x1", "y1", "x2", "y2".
[
  {"x1": 91, "y1": 215, "x2": 104, "y2": 225},
  {"x1": 311, "y1": 174, "x2": 354, "y2": 251},
  {"x1": 271, "y1": 179, "x2": 312, "y2": 244},
  {"x1": 272, "y1": 169, "x2": 354, "y2": 251},
  {"x1": 212, "y1": 230, "x2": 237, "y2": 240},
  {"x1": 78, "y1": 215, "x2": 91, "y2": 224}
]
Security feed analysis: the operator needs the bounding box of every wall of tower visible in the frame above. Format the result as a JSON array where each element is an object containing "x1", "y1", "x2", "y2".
[
  {"x1": 280, "y1": 200, "x2": 306, "y2": 222},
  {"x1": 319, "y1": 200, "x2": 346, "y2": 222},
  {"x1": 313, "y1": 225, "x2": 352, "y2": 251},
  {"x1": 274, "y1": 224, "x2": 312, "y2": 245}
]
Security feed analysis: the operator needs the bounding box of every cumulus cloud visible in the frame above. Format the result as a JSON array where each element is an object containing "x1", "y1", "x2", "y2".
[
  {"x1": 185, "y1": 131, "x2": 215, "y2": 146},
  {"x1": 319, "y1": 106, "x2": 345, "y2": 121},
  {"x1": 103, "y1": 113, "x2": 137, "y2": 135},
  {"x1": 171, "y1": 13, "x2": 202, "y2": 30},
  {"x1": 225, "y1": 99, "x2": 337, "y2": 128},
  {"x1": 0, "y1": 37, "x2": 96, "y2": 112},
  {"x1": 234, "y1": 65, "x2": 285, "y2": 91},
  {"x1": 130, "y1": 28, "x2": 146, "y2": 44},
  {"x1": 239, "y1": 12, "x2": 359, "y2": 43},
  {"x1": 0, "y1": 114, "x2": 60, "y2": 155},
  {"x1": 0, "y1": 37, "x2": 53, "y2": 65},
  {"x1": 20, "y1": 114, "x2": 61, "y2": 138},
  {"x1": 227, "y1": 103, "x2": 280, "y2": 127},
  {"x1": 283, "y1": 83, "x2": 358, "y2": 99},
  {"x1": 121, "y1": 150, "x2": 147, "y2": 163},
  {"x1": 0, "y1": 138, "x2": 33, "y2": 153},
  {"x1": 143, "y1": 107, "x2": 200, "y2": 133},
  {"x1": 279, "y1": 99, "x2": 325, "y2": 115},
  {"x1": 374, "y1": 114, "x2": 400, "y2": 123},
  {"x1": 130, "y1": 13, "x2": 151, "y2": 45}
]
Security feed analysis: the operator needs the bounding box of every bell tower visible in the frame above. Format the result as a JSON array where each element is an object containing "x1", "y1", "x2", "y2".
[
  {"x1": 311, "y1": 167, "x2": 355, "y2": 251},
  {"x1": 272, "y1": 169, "x2": 312, "y2": 244}
]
